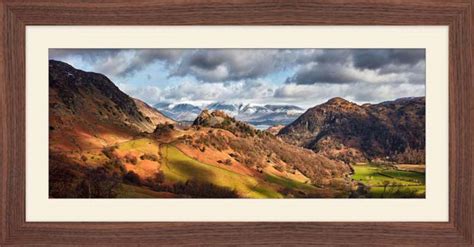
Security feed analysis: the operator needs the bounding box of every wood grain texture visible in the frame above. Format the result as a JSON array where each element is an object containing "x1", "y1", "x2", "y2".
[
  {"x1": 0, "y1": 1, "x2": 5, "y2": 245},
  {"x1": 0, "y1": 0, "x2": 473, "y2": 245}
]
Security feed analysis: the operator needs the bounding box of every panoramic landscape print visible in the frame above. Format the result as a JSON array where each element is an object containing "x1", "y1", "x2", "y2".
[{"x1": 49, "y1": 49, "x2": 426, "y2": 198}]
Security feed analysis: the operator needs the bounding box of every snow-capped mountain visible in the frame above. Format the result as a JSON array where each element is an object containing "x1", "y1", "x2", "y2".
[
  {"x1": 154, "y1": 102, "x2": 305, "y2": 126},
  {"x1": 206, "y1": 102, "x2": 242, "y2": 116},
  {"x1": 264, "y1": 104, "x2": 305, "y2": 114}
]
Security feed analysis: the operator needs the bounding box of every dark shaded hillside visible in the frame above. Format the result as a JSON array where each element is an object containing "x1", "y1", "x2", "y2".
[{"x1": 278, "y1": 97, "x2": 425, "y2": 164}]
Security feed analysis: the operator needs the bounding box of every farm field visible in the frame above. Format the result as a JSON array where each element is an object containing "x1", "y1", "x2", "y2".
[
  {"x1": 352, "y1": 163, "x2": 425, "y2": 198},
  {"x1": 394, "y1": 164, "x2": 426, "y2": 173}
]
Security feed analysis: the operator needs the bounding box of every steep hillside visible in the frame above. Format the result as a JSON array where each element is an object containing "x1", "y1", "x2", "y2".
[
  {"x1": 278, "y1": 97, "x2": 425, "y2": 164},
  {"x1": 133, "y1": 98, "x2": 175, "y2": 126},
  {"x1": 49, "y1": 60, "x2": 172, "y2": 151},
  {"x1": 188, "y1": 110, "x2": 352, "y2": 191}
]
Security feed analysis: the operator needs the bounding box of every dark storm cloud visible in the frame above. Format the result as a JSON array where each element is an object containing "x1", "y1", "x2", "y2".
[
  {"x1": 286, "y1": 49, "x2": 425, "y2": 85},
  {"x1": 119, "y1": 49, "x2": 184, "y2": 76},
  {"x1": 171, "y1": 49, "x2": 298, "y2": 82},
  {"x1": 285, "y1": 63, "x2": 358, "y2": 84},
  {"x1": 187, "y1": 51, "x2": 224, "y2": 70},
  {"x1": 313, "y1": 49, "x2": 352, "y2": 65},
  {"x1": 49, "y1": 49, "x2": 122, "y2": 63},
  {"x1": 352, "y1": 49, "x2": 425, "y2": 70},
  {"x1": 50, "y1": 49, "x2": 184, "y2": 77}
]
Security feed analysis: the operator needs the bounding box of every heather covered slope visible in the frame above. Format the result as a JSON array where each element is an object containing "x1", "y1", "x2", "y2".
[
  {"x1": 278, "y1": 97, "x2": 425, "y2": 164},
  {"x1": 49, "y1": 60, "x2": 173, "y2": 151}
]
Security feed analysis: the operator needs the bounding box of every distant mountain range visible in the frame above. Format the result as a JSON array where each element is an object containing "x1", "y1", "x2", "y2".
[
  {"x1": 153, "y1": 103, "x2": 202, "y2": 123},
  {"x1": 154, "y1": 102, "x2": 305, "y2": 127}
]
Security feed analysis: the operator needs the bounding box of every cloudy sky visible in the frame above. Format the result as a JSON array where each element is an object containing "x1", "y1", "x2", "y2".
[{"x1": 49, "y1": 49, "x2": 425, "y2": 108}]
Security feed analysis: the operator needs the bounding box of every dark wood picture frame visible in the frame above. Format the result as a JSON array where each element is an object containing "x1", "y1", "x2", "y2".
[{"x1": 0, "y1": 0, "x2": 472, "y2": 245}]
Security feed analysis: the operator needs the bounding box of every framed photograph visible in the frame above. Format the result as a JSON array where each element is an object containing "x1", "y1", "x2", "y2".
[{"x1": 1, "y1": 0, "x2": 472, "y2": 245}]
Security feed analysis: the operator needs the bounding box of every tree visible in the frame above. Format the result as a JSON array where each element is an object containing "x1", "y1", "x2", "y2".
[
  {"x1": 145, "y1": 171, "x2": 166, "y2": 191},
  {"x1": 223, "y1": 159, "x2": 232, "y2": 166},
  {"x1": 124, "y1": 153, "x2": 137, "y2": 165},
  {"x1": 381, "y1": 180, "x2": 390, "y2": 198},
  {"x1": 123, "y1": 171, "x2": 141, "y2": 185},
  {"x1": 77, "y1": 167, "x2": 121, "y2": 198}
]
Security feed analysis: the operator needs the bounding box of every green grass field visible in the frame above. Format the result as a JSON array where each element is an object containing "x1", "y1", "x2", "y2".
[
  {"x1": 263, "y1": 173, "x2": 316, "y2": 192},
  {"x1": 352, "y1": 164, "x2": 425, "y2": 198},
  {"x1": 116, "y1": 138, "x2": 159, "y2": 154},
  {"x1": 117, "y1": 184, "x2": 175, "y2": 198},
  {"x1": 160, "y1": 144, "x2": 284, "y2": 198}
]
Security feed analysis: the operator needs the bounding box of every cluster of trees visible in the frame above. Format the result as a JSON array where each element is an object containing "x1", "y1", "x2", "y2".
[
  {"x1": 391, "y1": 147, "x2": 425, "y2": 164},
  {"x1": 194, "y1": 131, "x2": 229, "y2": 152},
  {"x1": 121, "y1": 170, "x2": 238, "y2": 198},
  {"x1": 140, "y1": 153, "x2": 159, "y2": 162},
  {"x1": 77, "y1": 167, "x2": 122, "y2": 198},
  {"x1": 261, "y1": 136, "x2": 347, "y2": 185},
  {"x1": 101, "y1": 145, "x2": 118, "y2": 159},
  {"x1": 153, "y1": 123, "x2": 175, "y2": 138},
  {"x1": 124, "y1": 153, "x2": 138, "y2": 165},
  {"x1": 51, "y1": 145, "x2": 143, "y2": 198},
  {"x1": 217, "y1": 159, "x2": 232, "y2": 166},
  {"x1": 120, "y1": 170, "x2": 165, "y2": 189},
  {"x1": 158, "y1": 180, "x2": 238, "y2": 198},
  {"x1": 227, "y1": 137, "x2": 265, "y2": 168},
  {"x1": 49, "y1": 154, "x2": 122, "y2": 198}
]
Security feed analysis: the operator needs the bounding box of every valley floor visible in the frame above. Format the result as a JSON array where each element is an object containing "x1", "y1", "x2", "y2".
[{"x1": 351, "y1": 163, "x2": 426, "y2": 198}]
